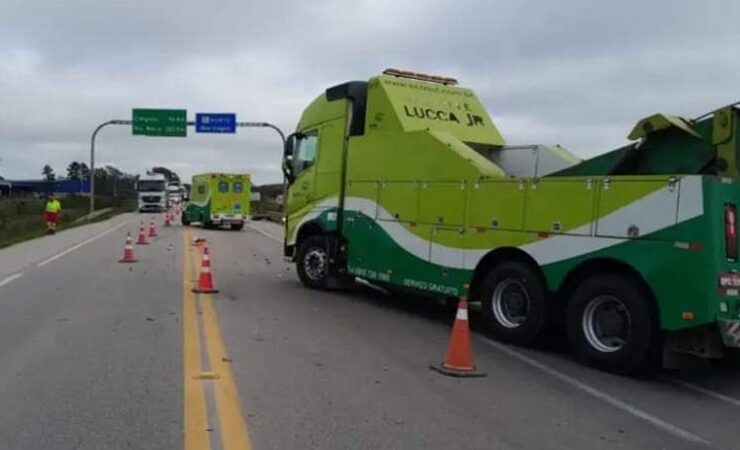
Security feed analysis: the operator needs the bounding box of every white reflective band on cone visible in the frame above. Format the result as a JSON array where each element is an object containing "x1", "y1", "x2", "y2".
[
  {"x1": 201, "y1": 267, "x2": 210, "y2": 273},
  {"x1": 456, "y1": 308, "x2": 468, "y2": 321}
]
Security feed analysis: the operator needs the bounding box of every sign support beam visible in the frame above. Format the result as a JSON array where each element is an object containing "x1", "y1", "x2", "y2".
[
  {"x1": 88, "y1": 119, "x2": 285, "y2": 214},
  {"x1": 236, "y1": 122, "x2": 286, "y2": 147}
]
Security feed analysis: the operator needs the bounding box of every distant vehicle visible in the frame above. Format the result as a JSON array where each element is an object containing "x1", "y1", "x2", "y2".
[
  {"x1": 136, "y1": 172, "x2": 167, "y2": 212},
  {"x1": 167, "y1": 181, "x2": 183, "y2": 206},
  {"x1": 182, "y1": 173, "x2": 250, "y2": 230},
  {"x1": 182, "y1": 183, "x2": 191, "y2": 202}
]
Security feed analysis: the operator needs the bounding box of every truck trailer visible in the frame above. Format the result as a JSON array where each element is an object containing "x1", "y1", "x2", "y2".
[
  {"x1": 167, "y1": 181, "x2": 183, "y2": 206},
  {"x1": 282, "y1": 68, "x2": 740, "y2": 374}
]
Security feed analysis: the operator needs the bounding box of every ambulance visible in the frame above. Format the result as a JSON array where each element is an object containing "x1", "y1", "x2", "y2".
[{"x1": 182, "y1": 173, "x2": 250, "y2": 230}]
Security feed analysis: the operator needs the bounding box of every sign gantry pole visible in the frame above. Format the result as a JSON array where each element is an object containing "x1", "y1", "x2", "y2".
[{"x1": 89, "y1": 120, "x2": 130, "y2": 214}]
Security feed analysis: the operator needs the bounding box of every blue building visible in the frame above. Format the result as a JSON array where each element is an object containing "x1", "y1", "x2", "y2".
[{"x1": 2, "y1": 179, "x2": 90, "y2": 196}]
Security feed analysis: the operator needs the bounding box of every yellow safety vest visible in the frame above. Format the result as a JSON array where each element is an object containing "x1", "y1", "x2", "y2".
[{"x1": 45, "y1": 200, "x2": 61, "y2": 213}]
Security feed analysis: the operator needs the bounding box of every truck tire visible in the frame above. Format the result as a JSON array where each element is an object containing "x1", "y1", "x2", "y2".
[
  {"x1": 566, "y1": 274, "x2": 658, "y2": 375},
  {"x1": 296, "y1": 235, "x2": 332, "y2": 289},
  {"x1": 480, "y1": 261, "x2": 548, "y2": 345},
  {"x1": 230, "y1": 222, "x2": 244, "y2": 231},
  {"x1": 181, "y1": 214, "x2": 191, "y2": 226}
]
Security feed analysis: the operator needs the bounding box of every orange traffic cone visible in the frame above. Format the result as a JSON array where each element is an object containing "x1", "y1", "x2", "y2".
[
  {"x1": 136, "y1": 222, "x2": 149, "y2": 245},
  {"x1": 431, "y1": 297, "x2": 485, "y2": 377},
  {"x1": 164, "y1": 212, "x2": 172, "y2": 227},
  {"x1": 148, "y1": 218, "x2": 158, "y2": 237},
  {"x1": 192, "y1": 245, "x2": 218, "y2": 293},
  {"x1": 118, "y1": 232, "x2": 138, "y2": 263}
]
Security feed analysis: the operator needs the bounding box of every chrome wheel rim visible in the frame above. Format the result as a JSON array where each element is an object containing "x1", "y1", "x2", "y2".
[
  {"x1": 303, "y1": 247, "x2": 328, "y2": 281},
  {"x1": 582, "y1": 295, "x2": 632, "y2": 353},
  {"x1": 492, "y1": 279, "x2": 530, "y2": 329}
]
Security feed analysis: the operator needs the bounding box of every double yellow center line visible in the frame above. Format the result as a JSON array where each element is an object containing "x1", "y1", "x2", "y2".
[{"x1": 182, "y1": 229, "x2": 252, "y2": 450}]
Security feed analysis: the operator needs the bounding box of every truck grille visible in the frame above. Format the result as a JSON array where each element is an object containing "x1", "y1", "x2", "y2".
[{"x1": 142, "y1": 196, "x2": 161, "y2": 203}]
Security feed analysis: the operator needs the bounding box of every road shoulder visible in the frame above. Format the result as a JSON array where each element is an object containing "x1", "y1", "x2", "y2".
[{"x1": 0, "y1": 212, "x2": 136, "y2": 279}]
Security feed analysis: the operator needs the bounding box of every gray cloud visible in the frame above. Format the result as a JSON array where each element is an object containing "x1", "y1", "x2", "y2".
[{"x1": 1, "y1": 0, "x2": 739, "y2": 183}]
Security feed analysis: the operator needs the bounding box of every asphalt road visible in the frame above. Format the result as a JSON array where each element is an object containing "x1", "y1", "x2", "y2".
[{"x1": 0, "y1": 213, "x2": 739, "y2": 449}]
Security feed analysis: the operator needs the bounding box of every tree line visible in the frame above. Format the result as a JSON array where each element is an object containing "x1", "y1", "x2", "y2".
[
  {"x1": 40, "y1": 162, "x2": 138, "y2": 197},
  {"x1": 38, "y1": 163, "x2": 181, "y2": 197},
  {"x1": 40, "y1": 161, "x2": 92, "y2": 182}
]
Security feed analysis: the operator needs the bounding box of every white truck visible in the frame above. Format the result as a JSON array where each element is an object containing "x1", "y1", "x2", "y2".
[
  {"x1": 136, "y1": 172, "x2": 168, "y2": 212},
  {"x1": 167, "y1": 182, "x2": 183, "y2": 206}
]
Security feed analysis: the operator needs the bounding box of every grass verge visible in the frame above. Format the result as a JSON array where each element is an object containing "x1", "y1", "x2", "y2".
[{"x1": 0, "y1": 207, "x2": 129, "y2": 250}]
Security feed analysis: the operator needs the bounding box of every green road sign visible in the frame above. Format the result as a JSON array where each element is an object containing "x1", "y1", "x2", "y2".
[{"x1": 132, "y1": 108, "x2": 187, "y2": 137}]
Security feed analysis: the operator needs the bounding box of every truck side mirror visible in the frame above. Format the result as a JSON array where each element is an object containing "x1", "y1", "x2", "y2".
[{"x1": 283, "y1": 133, "x2": 299, "y2": 183}]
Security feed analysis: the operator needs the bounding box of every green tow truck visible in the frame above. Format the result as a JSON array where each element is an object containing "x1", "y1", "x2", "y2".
[{"x1": 281, "y1": 68, "x2": 740, "y2": 374}]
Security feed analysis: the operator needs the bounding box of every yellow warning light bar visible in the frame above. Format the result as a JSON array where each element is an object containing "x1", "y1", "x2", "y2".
[{"x1": 383, "y1": 68, "x2": 458, "y2": 85}]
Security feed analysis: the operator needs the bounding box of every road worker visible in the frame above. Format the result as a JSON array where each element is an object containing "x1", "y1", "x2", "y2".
[{"x1": 44, "y1": 193, "x2": 62, "y2": 234}]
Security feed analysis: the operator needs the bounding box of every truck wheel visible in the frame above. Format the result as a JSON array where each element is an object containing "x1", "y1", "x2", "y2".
[
  {"x1": 480, "y1": 261, "x2": 547, "y2": 345},
  {"x1": 230, "y1": 223, "x2": 244, "y2": 231},
  {"x1": 296, "y1": 235, "x2": 331, "y2": 289},
  {"x1": 181, "y1": 214, "x2": 191, "y2": 226},
  {"x1": 566, "y1": 274, "x2": 658, "y2": 375}
]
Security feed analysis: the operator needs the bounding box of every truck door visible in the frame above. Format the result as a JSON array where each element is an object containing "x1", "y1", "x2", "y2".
[
  {"x1": 212, "y1": 179, "x2": 231, "y2": 215},
  {"x1": 285, "y1": 132, "x2": 319, "y2": 242},
  {"x1": 231, "y1": 179, "x2": 248, "y2": 217},
  {"x1": 285, "y1": 118, "x2": 347, "y2": 247}
]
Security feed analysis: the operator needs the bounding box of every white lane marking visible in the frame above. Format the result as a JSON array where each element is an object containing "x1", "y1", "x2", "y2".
[
  {"x1": 36, "y1": 220, "x2": 131, "y2": 267},
  {"x1": 246, "y1": 223, "x2": 282, "y2": 243},
  {"x1": 480, "y1": 338, "x2": 712, "y2": 447},
  {"x1": 0, "y1": 273, "x2": 23, "y2": 288},
  {"x1": 666, "y1": 378, "x2": 740, "y2": 409}
]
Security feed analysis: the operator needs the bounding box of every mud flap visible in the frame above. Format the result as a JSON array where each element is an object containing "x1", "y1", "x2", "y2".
[
  {"x1": 719, "y1": 319, "x2": 740, "y2": 348},
  {"x1": 665, "y1": 325, "x2": 724, "y2": 359},
  {"x1": 326, "y1": 235, "x2": 354, "y2": 290}
]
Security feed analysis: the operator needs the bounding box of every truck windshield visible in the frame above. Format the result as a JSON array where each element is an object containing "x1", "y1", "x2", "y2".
[{"x1": 138, "y1": 181, "x2": 165, "y2": 192}]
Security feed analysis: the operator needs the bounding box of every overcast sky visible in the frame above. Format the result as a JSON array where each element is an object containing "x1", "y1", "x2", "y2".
[{"x1": 0, "y1": 0, "x2": 738, "y2": 185}]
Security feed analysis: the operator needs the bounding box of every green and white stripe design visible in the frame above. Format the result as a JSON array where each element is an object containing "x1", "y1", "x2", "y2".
[{"x1": 291, "y1": 176, "x2": 703, "y2": 270}]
